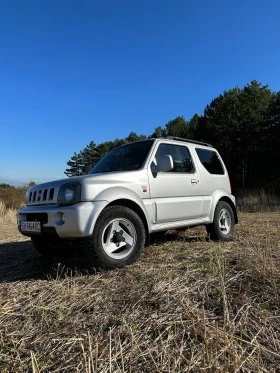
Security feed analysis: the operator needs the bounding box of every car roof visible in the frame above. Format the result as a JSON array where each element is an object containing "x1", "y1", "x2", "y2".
[{"x1": 157, "y1": 136, "x2": 213, "y2": 148}]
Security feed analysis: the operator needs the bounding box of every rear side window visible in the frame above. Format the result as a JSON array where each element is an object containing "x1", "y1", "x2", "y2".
[{"x1": 195, "y1": 148, "x2": 225, "y2": 175}]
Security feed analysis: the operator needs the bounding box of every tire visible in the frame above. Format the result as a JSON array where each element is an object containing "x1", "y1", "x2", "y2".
[
  {"x1": 83, "y1": 205, "x2": 146, "y2": 269},
  {"x1": 31, "y1": 236, "x2": 73, "y2": 260},
  {"x1": 206, "y1": 201, "x2": 235, "y2": 241}
]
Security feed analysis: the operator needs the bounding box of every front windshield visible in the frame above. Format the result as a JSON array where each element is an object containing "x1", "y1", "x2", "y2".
[{"x1": 89, "y1": 140, "x2": 154, "y2": 174}]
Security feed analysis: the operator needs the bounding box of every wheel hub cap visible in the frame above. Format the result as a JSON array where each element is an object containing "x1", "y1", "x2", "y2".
[
  {"x1": 110, "y1": 230, "x2": 126, "y2": 246},
  {"x1": 219, "y1": 209, "x2": 231, "y2": 235},
  {"x1": 102, "y1": 218, "x2": 137, "y2": 259}
]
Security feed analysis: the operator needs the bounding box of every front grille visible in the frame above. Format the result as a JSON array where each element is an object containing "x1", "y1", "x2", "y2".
[
  {"x1": 26, "y1": 213, "x2": 48, "y2": 224},
  {"x1": 29, "y1": 187, "x2": 55, "y2": 204}
]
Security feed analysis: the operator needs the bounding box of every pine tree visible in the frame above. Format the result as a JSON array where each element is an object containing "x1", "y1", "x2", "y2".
[{"x1": 64, "y1": 152, "x2": 84, "y2": 177}]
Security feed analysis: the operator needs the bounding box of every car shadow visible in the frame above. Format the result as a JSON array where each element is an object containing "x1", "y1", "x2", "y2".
[
  {"x1": 0, "y1": 232, "x2": 207, "y2": 282},
  {"x1": 151, "y1": 231, "x2": 208, "y2": 245},
  {"x1": 0, "y1": 240, "x2": 101, "y2": 283}
]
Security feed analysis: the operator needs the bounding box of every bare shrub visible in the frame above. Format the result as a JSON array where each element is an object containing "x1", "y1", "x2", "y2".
[
  {"x1": 236, "y1": 189, "x2": 280, "y2": 212},
  {"x1": 0, "y1": 184, "x2": 27, "y2": 210}
]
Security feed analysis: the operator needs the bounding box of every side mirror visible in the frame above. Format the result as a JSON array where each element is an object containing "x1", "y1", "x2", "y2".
[{"x1": 157, "y1": 155, "x2": 173, "y2": 172}]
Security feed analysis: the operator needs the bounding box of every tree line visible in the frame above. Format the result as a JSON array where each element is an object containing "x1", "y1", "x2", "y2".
[{"x1": 65, "y1": 80, "x2": 280, "y2": 193}]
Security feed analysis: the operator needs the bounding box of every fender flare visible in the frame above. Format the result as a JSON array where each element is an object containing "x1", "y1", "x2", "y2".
[{"x1": 89, "y1": 186, "x2": 152, "y2": 235}]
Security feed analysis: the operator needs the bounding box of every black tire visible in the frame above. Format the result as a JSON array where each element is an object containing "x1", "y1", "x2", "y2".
[
  {"x1": 31, "y1": 236, "x2": 73, "y2": 260},
  {"x1": 206, "y1": 201, "x2": 235, "y2": 241},
  {"x1": 83, "y1": 205, "x2": 146, "y2": 269}
]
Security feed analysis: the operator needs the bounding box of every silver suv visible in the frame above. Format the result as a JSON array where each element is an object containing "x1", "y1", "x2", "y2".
[{"x1": 18, "y1": 137, "x2": 238, "y2": 268}]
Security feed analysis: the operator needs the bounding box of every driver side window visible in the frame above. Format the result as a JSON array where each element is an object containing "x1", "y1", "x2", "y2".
[{"x1": 154, "y1": 143, "x2": 195, "y2": 173}]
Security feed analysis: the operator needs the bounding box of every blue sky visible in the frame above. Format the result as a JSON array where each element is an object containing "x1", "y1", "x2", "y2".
[{"x1": 1, "y1": 0, "x2": 280, "y2": 184}]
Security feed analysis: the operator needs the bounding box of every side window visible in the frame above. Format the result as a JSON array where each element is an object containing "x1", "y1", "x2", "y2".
[
  {"x1": 195, "y1": 148, "x2": 225, "y2": 175},
  {"x1": 154, "y1": 144, "x2": 195, "y2": 173}
]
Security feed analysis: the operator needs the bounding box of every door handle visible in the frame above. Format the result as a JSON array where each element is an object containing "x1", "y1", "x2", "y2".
[{"x1": 191, "y1": 179, "x2": 199, "y2": 184}]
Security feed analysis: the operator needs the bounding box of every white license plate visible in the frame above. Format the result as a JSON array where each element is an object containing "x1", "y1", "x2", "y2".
[{"x1": 21, "y1": 221, "x2": 41, "y2": 233}]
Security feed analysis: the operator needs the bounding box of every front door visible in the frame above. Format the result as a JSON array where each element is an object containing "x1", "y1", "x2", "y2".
[{"x1": 148, "y1": 142, "x2": 203, "y2": 224}]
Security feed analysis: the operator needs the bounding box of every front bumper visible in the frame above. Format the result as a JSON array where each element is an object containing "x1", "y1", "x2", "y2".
[{"x1": 18, "y1": 201, "x2": 107, "y2": 238}]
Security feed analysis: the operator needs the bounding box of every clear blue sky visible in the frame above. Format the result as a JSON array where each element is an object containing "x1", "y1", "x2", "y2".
[{"x1": 1, "y1": 0, "x2": 280, "y2": 184}]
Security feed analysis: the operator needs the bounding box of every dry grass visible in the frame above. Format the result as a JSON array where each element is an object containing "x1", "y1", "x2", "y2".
[
  {"x1": 0, "y1": 212, "x2": 280, "y2": 372},
  {"x1": 0, "y1": 184, "x2": 26, "y2": 225},
  {"x1": 0, "y1": 201, "x2": 17, "y2": 224},
  {"x1": 237, "y1": 189, "x2": 280, "y2": 212}
]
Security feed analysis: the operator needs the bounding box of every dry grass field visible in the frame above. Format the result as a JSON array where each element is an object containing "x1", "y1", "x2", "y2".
[{"x1": 0, "y1": 202, "x2": 279, "y2": 373}]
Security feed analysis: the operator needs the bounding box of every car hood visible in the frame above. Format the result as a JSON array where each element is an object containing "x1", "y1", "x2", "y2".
[{"x1": 25, "y1": 170, "x2": 148, "y2": 205}]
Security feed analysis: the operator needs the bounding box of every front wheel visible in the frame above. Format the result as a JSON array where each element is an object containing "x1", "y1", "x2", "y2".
[
  {"x1": 206, "y1": 201, "x2": 235, "y2": 241},
  {"x1": 83, "y1": 205, "x2": 146, "y2": 269}
]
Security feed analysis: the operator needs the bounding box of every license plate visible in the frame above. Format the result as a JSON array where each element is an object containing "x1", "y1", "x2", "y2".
[{"x1": 21, "y1": 221, "x2": 41, "y2": 233}]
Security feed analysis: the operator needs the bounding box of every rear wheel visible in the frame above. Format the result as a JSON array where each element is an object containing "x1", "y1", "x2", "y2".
[
  {"x1": 83, "y1": 205, "x2": 146, "y2": 269},
  {"x1": 206, "y1": 201, "x2": 235, "y2": 241}
]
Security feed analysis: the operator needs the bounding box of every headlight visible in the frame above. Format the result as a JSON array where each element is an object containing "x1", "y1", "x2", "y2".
[{"x1": 58, "y1": 182, "x2": 81, "y2": 205}]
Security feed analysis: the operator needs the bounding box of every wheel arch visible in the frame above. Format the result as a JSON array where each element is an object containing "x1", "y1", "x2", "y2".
[
  {"x1": 218, "y1": 196, "x2": 238, "y2": 224},
  {"x1": 207, "y1": 190, "x2": 238, "y2": 225},
  {"x1": 90, "y1": 186, "x2": 152, "y2": 243},
  {"x1": 106, "y1": 199, "x2": 150, "y2": 245}
]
